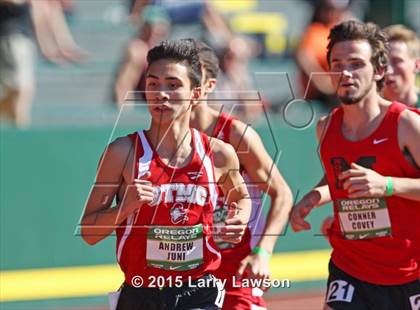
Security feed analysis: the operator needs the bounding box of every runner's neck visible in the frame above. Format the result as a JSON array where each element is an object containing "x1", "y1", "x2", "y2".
[
  {"x1": 190, "y1": 103, "x2": 221, "y2": 136},
  {"x1": 146, "y1": 122, "x2": 192, "y2": 160},
  {"x1": 341, "y1": 94, "x2": 389, "y2": 135}
]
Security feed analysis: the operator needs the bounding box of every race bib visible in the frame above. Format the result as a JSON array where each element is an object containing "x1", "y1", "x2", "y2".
[
  {"x1": 326, "y1": 280, "x2": 354, "y2": 303},
  {"x1": 337, "y1": 198, "x2": 392, "y2": 240},
  {"x1": 146, "y1": 224, "x2": 203, "y2": 270},
  {"x1": 409, "y1": 293, "x2": 420, "y2": 310}
]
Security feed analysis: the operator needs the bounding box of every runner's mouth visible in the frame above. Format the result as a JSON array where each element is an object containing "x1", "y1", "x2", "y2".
[
  {"x1": 340, "y1": 83, "x2": 355, "y2": 88},
  {"x1": 154, "y1": 104, "x2": 171, "y2": 112}
]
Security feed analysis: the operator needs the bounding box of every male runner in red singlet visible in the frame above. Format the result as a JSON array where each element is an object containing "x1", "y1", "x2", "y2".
[
  {"x1": 304, "y1": 24, "x2": 420, "y2": 239},
  {"x1": 190, "y1": 40, "x2": 293, "y2": 310},
  {"x1": 81, "y1": 39, "x2": 251, "y2": 310},
  {"x1": 290, "y1": 21, "x2": 420, "y2": 310}
]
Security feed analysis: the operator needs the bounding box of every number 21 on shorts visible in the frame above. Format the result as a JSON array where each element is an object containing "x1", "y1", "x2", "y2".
[{"x1": 326, "y1": 280, "x2": 355, "y2": 303}]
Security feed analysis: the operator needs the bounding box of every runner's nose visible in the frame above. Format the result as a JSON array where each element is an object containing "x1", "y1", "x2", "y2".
[{"x1": 342, "y1": 70, "x2": 352, "y2": 78}]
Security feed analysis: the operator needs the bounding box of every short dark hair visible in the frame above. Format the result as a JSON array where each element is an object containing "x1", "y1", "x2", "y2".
[
  {"x1": 194, "y1": 40, "x2": 219, "y2": 81},
  {"x1": 327, "y1": 20, "x2": 389, "y2": 90},
  {"x1": 147, "y1": 39, "x2": 202, "y2": 88}
]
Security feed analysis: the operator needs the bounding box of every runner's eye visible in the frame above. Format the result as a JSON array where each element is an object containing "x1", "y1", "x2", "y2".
[
  {"x1": 147, "y1": 81, "x2": 157, "y2": 87},
  {"x1": 350, "y1": 61, "x2": 364, "y2": 70},
  {"x1": 331, "y1": 63, "x2": 344, "y2": 71}
]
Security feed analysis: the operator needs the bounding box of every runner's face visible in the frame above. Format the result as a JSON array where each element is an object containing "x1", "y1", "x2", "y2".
[
  {"x1": 145, "y1": 59, "x2": 197, "y2": 124},
  {"x1": 329, "y1": 40, "x2": 377, "y2": 105},
  {"x1": 384, "y1": 41, "x2": 417, "y2": 100}
]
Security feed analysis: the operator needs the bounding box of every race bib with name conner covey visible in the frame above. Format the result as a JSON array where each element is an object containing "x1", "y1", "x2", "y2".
[
  {"x1": 337, "y1": 198, "x2": 392, "y2": 240},
  {"x1": 146, "y1": 224, "x2": 204, "y2": 271}
]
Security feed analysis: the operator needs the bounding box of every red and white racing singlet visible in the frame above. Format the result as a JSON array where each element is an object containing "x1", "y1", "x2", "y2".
[{"x1": 116, "y1": 129, "x2": 221, "y2": 286}]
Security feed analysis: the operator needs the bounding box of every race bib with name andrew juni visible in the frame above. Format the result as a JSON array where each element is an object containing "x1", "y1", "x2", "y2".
[{"x1": 146, "y1": 224, "x2": 204, "y2": 271}]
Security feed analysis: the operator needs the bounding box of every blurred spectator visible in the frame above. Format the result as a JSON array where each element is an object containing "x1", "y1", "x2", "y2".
[
  {"x1": 129, "y1": 0, "x2": 233, "y2": 48},
  {"x1": 0, "y1": 0, "x2": 34, "y2": 128},
  {"x1": 30, "y1": 0, "x2": 87, "y2": 65},
  {"x1": 120, "y1": 1, "x2": 260, "y2": 118},
  {"x1": 296, "y1": 0, "x2": 352, "y2": 106},
  {"x1": 211, "y1": 36, "x2": 263, "y2": 121},
  {"x1": 113, "y1": 5, "x2": 170, "y2": 107},
  {"x1": 0, "y1": 0, "x2": 87, "y2": 128},
  {"x1": 383, "y1": 24, "x2": 419, "y2": 109}
]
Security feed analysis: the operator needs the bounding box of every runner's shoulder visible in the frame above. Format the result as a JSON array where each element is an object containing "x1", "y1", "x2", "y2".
[
  {"x1": 316, "y1": 115, "x2": 330, "y2": 140},
  {"x1": 229, "y1": 119, "x2": 261, "y2": 149},
  {"x1": 399, "y1": 108, "x2": 420, "y2": 128},
  {"x1": 104, "y1": 136, "x2": 134, "y2": 163},
  {"x1": 398, "y1": 108, "x2": 420, "y2": 144},
  {"x1": 210, "y1": 137, "x2": 236, "y2": 157},
  {"x1": 210, "y1": 137, "x2": 239, "y2": 170}
]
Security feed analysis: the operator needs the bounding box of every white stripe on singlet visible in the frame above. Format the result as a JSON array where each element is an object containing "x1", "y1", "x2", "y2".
[
  {"x1": 193, "y1": 129, "x2": 221, "y2": 259},
  {"x1": 193, "y1": 129, "x2": 218, "y2": 210},
  {"x1": 117, "y1": 131, "x2": 152, "y2": 262}
]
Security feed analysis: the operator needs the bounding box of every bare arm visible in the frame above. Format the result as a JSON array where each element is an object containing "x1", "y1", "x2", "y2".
[
  {"x1": 212, "y1": 139, "x2": 251, "y2": 243},
  {"x1": 395, "y1": 110, "x2": 420, "y2": 200},
  {"x1": 296, "y1": 115, "x2": 332, "y2": 207},
  {"x1": 230, "y1": 121, "x2": 293, "y2": 253},
  {"x1": 129, "y1": 0, "x2": 149, "y2": 22},
  {"x1": 114, "y1": 40, "x2": 147, "y2": 106},
  {"x1": 290, "y1": 116, "x2": 333, "y2": 232},
  {"x1": 296, "y1": 26, "x2": 335, "y2": 96},
  {"x1": 299, "y1": 175, "x2": 331, "y2": 208},
  {"x1": 296, "y1": 49, "x2": 335, "y2": 95},
  {"x1": 80, "y1": 137, "x2": 153, "y2": 245},
  {"x1": 223, "y1": 121, "x2": 291, "y2": 283},
  {"x1": 29, "y1": 0, "x2": 85, "y2": 63},
  {"x1": 30, "y1": 0, "x2": 56, "y2": 59}
]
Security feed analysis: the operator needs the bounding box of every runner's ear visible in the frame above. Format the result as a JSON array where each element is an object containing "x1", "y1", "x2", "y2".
[
  {"x1": 373, "y1": 66, "x2": 385, "y2": 82},
  {"x1": 414, "y1": 58, "x2": 420, "y2": 73},
  {"x1": 191, "y1": 86, "x2": 201, "y2": 105},
  {"x1": 205, "y1": 78, "x2": 217, "y2": 93}
]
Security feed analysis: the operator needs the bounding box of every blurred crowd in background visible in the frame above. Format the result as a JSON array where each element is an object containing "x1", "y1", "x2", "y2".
[{"x1": 0, "y1": 0, "x2": 418, "y2": 129}]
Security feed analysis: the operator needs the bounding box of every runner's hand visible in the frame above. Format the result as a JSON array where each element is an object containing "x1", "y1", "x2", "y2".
[
  {"x1": 321, "y1": 216, "x2": 334, "y2": 241},
  {"x1": 221, "y1": 202, "x2": 246, "y2": 244},
  {"x1": 290, "y1": 190, "x2": 321, "y2": 232},
  {"x1": 339, "y1": 163, "x2": 387, "y2": 198},
  {"x1": 237, "y1": 253, "x2": 271, "y2": 291},
  {"x1": 124, "y1": 171, "x2": 154, "y2": 214}
]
